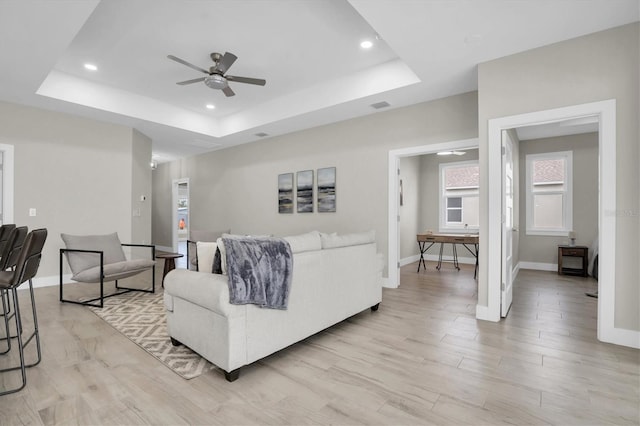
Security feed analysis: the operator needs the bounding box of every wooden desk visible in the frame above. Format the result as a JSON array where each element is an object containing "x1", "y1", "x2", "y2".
[{"x1": 416, "y1": 233, "x2": 479, "y2": 278}]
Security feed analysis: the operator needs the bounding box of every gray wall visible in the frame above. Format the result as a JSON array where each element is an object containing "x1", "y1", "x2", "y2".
[
  {"x1": 0, "y1": 101, "x2": 152, "y2": 279},
  {"x1": 518, "y1": 133, "x2": 598, "y2": 265},
  {"x1": 152, "y1": 91, "x2": 480, "y2": 275},
  {"x1": 478, "y1": 23, "x2": 639, "y2": 330}
]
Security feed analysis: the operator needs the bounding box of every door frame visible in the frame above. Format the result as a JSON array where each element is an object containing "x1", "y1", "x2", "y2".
[
  {"x1": 387, "y1": 137, "x2": 478, "y2": 288},
  {"x1": 486, "y1": 99, "x2": 637, "y2": 348},
  {"x1": 171, "y1": 177, "x2": 189, "y2": 253},
  {"x1": 0, "y1": 143, "x2": 14, "y2": 224}
]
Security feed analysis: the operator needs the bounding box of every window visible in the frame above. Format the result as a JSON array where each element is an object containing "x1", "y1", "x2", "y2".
[
  {"x1": 439, "y1": 161, "x2": 479, "y2": 231},
  {"x1": 526, "y1": 151, "x2": 573, "y2": 235}
]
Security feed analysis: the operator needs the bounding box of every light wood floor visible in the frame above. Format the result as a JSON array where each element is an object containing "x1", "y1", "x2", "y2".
[{"x1": 0, "y1": 261, "x2": 638, "y2": 425}]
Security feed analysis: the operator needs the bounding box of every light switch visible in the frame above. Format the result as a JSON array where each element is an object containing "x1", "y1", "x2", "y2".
[{"x1": 29, "y1": 208, "x2": 36, "y2": 217}]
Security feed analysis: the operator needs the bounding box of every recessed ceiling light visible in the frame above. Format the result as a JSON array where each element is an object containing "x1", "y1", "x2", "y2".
[
  {"x1": 360, "y1": 40, "x2": 373, "y2": 49},
  {"x1": 206, "y1": 104, "x2": 215, "y2": 109},
  {"x1": 84, "y1": 63, "x2": 98, "y2": 71}
]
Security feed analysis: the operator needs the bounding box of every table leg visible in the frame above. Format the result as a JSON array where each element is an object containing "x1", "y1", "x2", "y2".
[
  {"x1": 162, "y1": 258, "x2": 176, "y2": 287},
  {"x1": 452, "y1": 243, "x2": 460, "y2": 270}
]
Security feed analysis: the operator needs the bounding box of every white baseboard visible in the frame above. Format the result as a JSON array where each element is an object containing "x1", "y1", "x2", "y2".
[
  {"x1": 518, "y1": 261, "x2": 557, "y2": 272},
  {"x1": 381, "y1": 277, "x2": 396, "y2": 289},
  {"x1": 16, "y1": 274, "x2": 71, "y2": 290},
  {"x1": 476, "y1": 304, "x2": 499, "y2": 322},
  {"x1": 399, "y1": 255, "x2": 420, "y2": 267},
  {"x1": 423, "y1": 254, "x2": 477, "y2": 265},
  {"x1": 600, "y1": 325, "x2": 640, "y2": 349},
  {"x1": 400, "y1": 254, "x2": 477, "y2": 267}
]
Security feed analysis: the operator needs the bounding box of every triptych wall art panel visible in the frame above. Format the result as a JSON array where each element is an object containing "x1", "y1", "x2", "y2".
[
  {"x1": 278, "y1": 167, "x2": 336, "y2": 214},
  {"x1": 278, "y1": 173, "x2": 294, "y2": 214},
  {"x1": 317, "y1": 167, "x2": 336, "y2": 213},
  {"x1": 296, "y1": 170, "x2": 314, "y2": 213}
]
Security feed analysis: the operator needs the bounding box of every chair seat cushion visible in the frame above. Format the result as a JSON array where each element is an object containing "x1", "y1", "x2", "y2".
[
  {"x1": 72, "y1": 259, "x2": 156, "y2": 283},
  {"x1": 61, "y1": 233, "x2": 127, "y2": 274},
  {"x1": 0, "y1": 270, "x2": 13, "y2": 289}
]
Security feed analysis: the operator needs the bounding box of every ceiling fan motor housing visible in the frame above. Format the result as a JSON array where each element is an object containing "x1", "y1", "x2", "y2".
[{"x1": 204, "y1": 74, "x2": 228, "y2": 89}]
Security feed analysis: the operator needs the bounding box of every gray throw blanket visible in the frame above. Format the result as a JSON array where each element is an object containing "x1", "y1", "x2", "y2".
[{"x1": 223, "y1": 236, "x2": 293, "y2": 309}]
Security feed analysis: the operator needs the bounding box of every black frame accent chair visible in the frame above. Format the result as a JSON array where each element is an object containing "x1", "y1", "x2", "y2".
[
  {"x1": 0, "y1": 228, "x2": 47, "y2": 396},
  {"x1": 59, "y1": 232, "x2": 156, "y2": 308},
  {"x1": 0, "y1": 226, "x2": 28, "y2": 355}
]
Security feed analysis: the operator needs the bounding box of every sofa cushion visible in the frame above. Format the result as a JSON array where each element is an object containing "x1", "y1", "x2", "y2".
[
  {"x1": 196, "y1": 241, "x2": 218, "y2": 273},
  {"x1": 284, "y1": 231, "x2": 321, "y2": 253},
  {"x1": 320, "y1": 230, "x2": 376, "y2": 249},
  {"x1": 188, "y1": 229, "x2": 230, "y2": 270},
  {"x1": 61, "y1": 232, "x2": 126, "y2": 274},
  {"x1": 72, "y1": 258, "x2": 156, "y2": 283}
]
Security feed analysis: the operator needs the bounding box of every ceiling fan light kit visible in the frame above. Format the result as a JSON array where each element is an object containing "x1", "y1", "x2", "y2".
[
  {"x1": 205, "y1": 75, "x2": 228, "y2": 90},
  {"x1": 168, "y1": 51, "x2": 266, "y2": 97}
]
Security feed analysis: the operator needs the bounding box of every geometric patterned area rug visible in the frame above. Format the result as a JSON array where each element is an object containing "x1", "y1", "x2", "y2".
[{"x1": 87, "y1": 291, "x2": 215, "y2": 379}]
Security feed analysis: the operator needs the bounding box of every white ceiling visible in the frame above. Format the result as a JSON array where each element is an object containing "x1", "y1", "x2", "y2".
[{"x1": 0, "y1": 0, "x2": 637, "y2": 163}]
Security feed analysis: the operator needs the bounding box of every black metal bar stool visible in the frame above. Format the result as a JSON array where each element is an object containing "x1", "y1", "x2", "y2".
[
  {"x1": 0, "y1": 226, "x2": 28, "y2": 355},
  {"x1": 0, "y1": 228, "x2": 47, "y2": 396}
]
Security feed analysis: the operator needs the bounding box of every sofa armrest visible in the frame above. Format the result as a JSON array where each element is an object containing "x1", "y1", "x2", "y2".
[{"x1": 164, "y1": 269, "x2": 244, "y2": 318}]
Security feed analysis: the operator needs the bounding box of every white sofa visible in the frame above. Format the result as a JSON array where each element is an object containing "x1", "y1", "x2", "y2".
[{"x1": 163, "y1": 230, "x2": 383, "y2": 381}]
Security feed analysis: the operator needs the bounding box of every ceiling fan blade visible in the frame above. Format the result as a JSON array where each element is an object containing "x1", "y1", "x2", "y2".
[
  {"x1": 167, "y1": 55, "x2": 210, "y2": 75},
  {"x1": 217, "y1": 52, "x2": 237, "y2": 74},
  {"x1": 226, "y1": 75, "x2": 266, "y2": 86},
  {"x1": 222, "y1": 86, "x2": 235, "y2": 97},
  {"x1": 176, "y1": 77, "x2": 206, "y2": 85}
]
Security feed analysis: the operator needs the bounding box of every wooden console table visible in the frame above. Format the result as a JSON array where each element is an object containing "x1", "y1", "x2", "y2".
[{"x1": 417, "y1": 233, "x2": 479, "y2": 278}]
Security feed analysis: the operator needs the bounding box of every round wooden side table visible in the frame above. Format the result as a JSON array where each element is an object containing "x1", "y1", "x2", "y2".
[{"x1": 156, "y1": 252, "x2": 184, "y2": 287}]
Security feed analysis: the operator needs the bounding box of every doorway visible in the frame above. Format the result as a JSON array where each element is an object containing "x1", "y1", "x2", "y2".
[
  {"x1": 172, "y1": 178, "x2": 189, "y2": 260},
  {"x1": 388, "y1": 138, "x2": 479, "y2": 288},
  {"x1": 0, "y1": 143, "x2": 14, "y2": 225},
  {"x1": 486, "y1": 99, "x2": 624, "y2": 346}
]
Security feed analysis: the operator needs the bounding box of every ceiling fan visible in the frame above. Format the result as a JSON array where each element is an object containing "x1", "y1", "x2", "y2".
[{"x1": 167, "y1": 52, "x2": 266, "y2": 97}]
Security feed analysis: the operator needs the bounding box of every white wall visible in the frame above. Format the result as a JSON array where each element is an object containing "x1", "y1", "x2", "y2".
[
  {"x1": 0, "y1": 101, "x2": 151, "y2": 280},
  {"x1": 152, "y1": 91, "x2": 480, "y2": 275},
  {"x1": 478, "y1": 23, "x2": 639, "y2": 331}
]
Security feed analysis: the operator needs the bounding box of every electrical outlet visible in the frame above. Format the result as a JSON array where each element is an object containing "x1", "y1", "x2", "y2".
[{"x1": 29, "y1": 208, "x2": 36, "y2": 217}]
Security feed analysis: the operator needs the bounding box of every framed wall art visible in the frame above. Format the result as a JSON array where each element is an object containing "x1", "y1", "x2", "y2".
[
  {"x1": 317, "y1": 167, "x2": 336, "y2": 212},
  {"x1": 296, "y1": 170, "x2": 314, "y2": 213},
  {"x1": 278, "y1": 173, "x2": 294, "y2": 213}
]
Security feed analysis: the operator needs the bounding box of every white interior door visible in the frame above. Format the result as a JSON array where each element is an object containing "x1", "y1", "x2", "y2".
[
  {"x1": 501, "y1": 130, "x2": 514, "y2": 317},
  {"x1": 172, "y1": 178, "x2": 189, "y2": 253}
]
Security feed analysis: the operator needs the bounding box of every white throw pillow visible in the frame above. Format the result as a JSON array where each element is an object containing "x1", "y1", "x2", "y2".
[
  {"x1": 196, "y1": 241, "x2": 218, "y2": 273},
  {"x1": 321, "y1": 230, "x2": 376, "y2": 249},
  {"x1": 284, "y1": 231, "x2": 322, "y2": 253}
]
